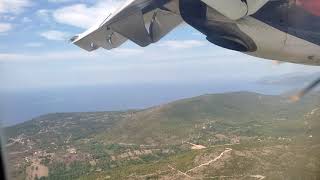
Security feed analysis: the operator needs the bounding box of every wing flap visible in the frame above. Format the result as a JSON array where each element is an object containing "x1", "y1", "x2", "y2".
[
  {"x1": 71, "y1": 0, "x2": 182, "y2": 52},
  {"x1": 150, "y1": 9, "x2": 182, "y2": 42},
  {"x1": 110, "y1": 8, "x2": 152, "y2": 47},
  {"x1": 71, "y1": 25, "x2": 128, "y2": 51}
]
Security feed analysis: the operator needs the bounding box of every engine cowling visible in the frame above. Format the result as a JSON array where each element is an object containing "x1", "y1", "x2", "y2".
[
  {"x1": 201, "y1": 0, "x2": 269, "y2": 20},
  {"x1": 179, "y1": 0, "x2": 257, "y2": 52}
]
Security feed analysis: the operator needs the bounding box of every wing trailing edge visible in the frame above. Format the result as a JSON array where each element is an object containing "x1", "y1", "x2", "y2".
[{"x1": 71, "y1": 0, "x2": 182, "y2": 52}]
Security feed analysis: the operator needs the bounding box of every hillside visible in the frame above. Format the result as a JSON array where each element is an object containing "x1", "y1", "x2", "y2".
[
  {"x1": 104, "y1": 92, "x2": 319, "y2": 144},
  {"x1": 3, "y1": 91, "x2": 320, "y2": 180}
]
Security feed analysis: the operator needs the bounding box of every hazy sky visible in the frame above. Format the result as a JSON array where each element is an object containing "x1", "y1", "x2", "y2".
[{"x1": 0, "y1": 0, "x2": 319, "y2": 91}]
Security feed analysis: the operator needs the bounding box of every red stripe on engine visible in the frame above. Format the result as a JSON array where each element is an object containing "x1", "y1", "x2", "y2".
[{"x1": 297, "y1": 0, "x2": 320, "y2": 16}]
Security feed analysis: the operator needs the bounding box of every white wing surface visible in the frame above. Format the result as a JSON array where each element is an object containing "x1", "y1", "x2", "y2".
[{"x1": 71, "y1": 0, "x2": 182, "y2": 52}]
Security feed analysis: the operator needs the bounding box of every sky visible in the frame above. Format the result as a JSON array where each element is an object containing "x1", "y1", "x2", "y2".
[{"x1": 0, "y1": 0, "x2": 319, "y2": 92}]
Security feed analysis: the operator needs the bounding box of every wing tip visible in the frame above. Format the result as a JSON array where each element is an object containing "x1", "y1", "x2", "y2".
[
  {"x1": 69, "y1": 34, "x2": 99, "y2": 52},
  {"x1": 70, "y1": 35, "x2": 79, "y2": 43}
]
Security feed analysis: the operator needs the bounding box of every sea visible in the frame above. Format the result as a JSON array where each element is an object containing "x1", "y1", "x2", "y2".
[{"x1": 0, "y1": 81, "x2": 296, "y2": 126}]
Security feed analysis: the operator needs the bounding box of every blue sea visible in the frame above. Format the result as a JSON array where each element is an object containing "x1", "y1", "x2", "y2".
[{"x1": 0, "y1": 81, "x2": 296, "y2": 126}]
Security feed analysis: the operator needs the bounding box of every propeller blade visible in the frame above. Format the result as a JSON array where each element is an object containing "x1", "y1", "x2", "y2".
[{"x1": 290, "y1": 77, "x2": 320, "y2": 102}]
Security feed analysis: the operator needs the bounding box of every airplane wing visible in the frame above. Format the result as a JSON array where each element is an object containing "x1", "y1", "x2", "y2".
[{"x1": 70, "y1": 0, "x2": 182, "y2": 52}]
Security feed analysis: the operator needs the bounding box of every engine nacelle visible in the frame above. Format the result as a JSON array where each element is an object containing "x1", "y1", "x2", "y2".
[
  {"x1": 201, "y1": 0, "x2": 269, "y2": 20},
  {"x1": 178, "y1": 0, "x2": 320, "y2": 65},
  {"x1": 179, "y1": 0, "x2": 257, "y2": 52}
]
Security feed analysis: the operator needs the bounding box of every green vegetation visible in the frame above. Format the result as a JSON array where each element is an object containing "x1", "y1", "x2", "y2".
[{"x1": 3, "y1": 91, "x2": 320, "y2": 179}]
